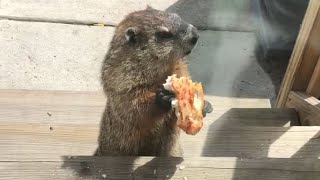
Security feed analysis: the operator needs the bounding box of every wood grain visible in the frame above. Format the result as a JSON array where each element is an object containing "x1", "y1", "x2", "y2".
[
  {"x1": 1, "y1": 157, "x2": 320, "y2": 180},
  {"x1": 0, "y1": 89, "x2": 308, "y2": 161},
  {"x1": 0, "y1": 89, "x2": 270, "y2": 108},
  {"x1": 0, "y1": 90, "x2": 317, "y2": 179},
  {"x1": 286, "y1": 91, "x2": 320, "y2": 125},
  {"x1": 0, "y1": 89, "x2": 293, "y2": 127},
  {"x1": 1, "y1": 121, "x2": 320, "y2": 161},
  {"x1": 306, "y1": 57, "x2": 320, "y2": 99},
  {"x1": 293, "y1": 11, "x2": 320, "y2": 91},
  {"x1": 0, "y1": 89, "x2": 106, "y2": 106},
  {"x1": 276, "y1": 0, "x2": 320, "y2": 107},
  {"x1": 0, "y1": 101, "x2": 298, "y2": 125}
]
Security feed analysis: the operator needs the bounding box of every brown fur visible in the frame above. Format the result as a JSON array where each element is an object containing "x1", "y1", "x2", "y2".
[{"x1": 95, "y1": 7, "x2": 198, "y2": 157}]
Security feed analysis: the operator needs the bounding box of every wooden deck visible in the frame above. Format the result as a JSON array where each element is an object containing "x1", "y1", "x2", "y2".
[
  {"x1": 2, "y1": 157, "x2": 320, "y2": 180},
  {"x1": 1, "y1": 0, "x2": 320, "y2": 179},
  {"x1": 1, "y1": 90, "x2": 320, "y2": 179}
]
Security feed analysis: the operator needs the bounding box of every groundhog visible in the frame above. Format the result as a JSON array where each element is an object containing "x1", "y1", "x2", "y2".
[{"x1": 95, "y1": 6, "x2": 212, "y2": 157}]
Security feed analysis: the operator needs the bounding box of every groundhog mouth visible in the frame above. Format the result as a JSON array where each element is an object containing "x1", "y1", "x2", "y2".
[{"x1": 184, "y1": 50, "x2": 192, "y2": 55}]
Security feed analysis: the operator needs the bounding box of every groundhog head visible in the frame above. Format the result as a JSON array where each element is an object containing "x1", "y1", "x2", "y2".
[
  {"x1": 103, "y1": 6, "x2": 199, "y2": 91},
  {"x1": 112, "y1": 6, "x2": 198, "y2": 58}
]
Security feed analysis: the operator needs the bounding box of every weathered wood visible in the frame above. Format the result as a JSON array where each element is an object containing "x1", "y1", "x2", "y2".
[
  {"x1": 276, "y1": 0, "x2": 320, "y2": 108},
  {"x1": 0, "y1": 89, "x2": 271, "y2": 108},
  {"x1": 0, "y1": 89, "x2": 308, "y2": 161},
  {"x1": 0, "y1": 90, "x2": 317, "y2": 179},
  {"x1": 0, "y1": 102, "x2": 298, "y2": 126},
  {"x1": 286, "y1": 91, "x2": 320, "y2": 125},
  {"x1": 293, "y1": 12, "x2": 320, "y2": 91},
  {"x1": 205, "y1": 108, "x2": 299, "y2": 126},
  {"x1": 0, "y1": 89, "x2": 106, "y2": 106},
  {"x1": 186, "y1": 126, "x2": 320, "y2": 158},
  {"x1": 1, "y1": 120, "x2": 319, "y2": 161},
  {"x1": 0, "y1": 89, "x2": 299, "y2": 127},
  {"x1": 1, "y1": 157, "x2": 320, "y2": 180},
  {"x1": 306, "y1": 57, "x2": 320, "y2": 98}
]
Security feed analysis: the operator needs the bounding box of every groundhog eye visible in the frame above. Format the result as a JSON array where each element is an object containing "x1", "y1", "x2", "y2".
[
  {"x1": 156, "y1": 27, "x2": 174, "y2": 39},
  {"x1": 156, "y1": 31, "x2": 173, "y2": 39}
]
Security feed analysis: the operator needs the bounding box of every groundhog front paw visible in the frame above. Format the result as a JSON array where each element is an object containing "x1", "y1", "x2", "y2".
[
  {"x1": 155, "y1": 89, "x2": 175, "y2": 111},
  {"x1": 202, "y1": 100, "x2": 213, "y2": 117}
]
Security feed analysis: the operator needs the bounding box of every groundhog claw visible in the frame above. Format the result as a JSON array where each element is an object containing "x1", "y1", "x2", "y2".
[
  {"x1": 155, "y1": 89, "x2": 175, "y2": 111},
  {"x1": 202, "y1": 100, "x2": 213, "y2": 117}
]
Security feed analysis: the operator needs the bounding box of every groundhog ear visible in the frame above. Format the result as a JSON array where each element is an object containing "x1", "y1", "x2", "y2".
[
  {"x1": 146, "y1": 5, "x2": 154, "y2": 10},
  {"x1": 125, "y1": 27, "x2": 138, "y2": 44}
]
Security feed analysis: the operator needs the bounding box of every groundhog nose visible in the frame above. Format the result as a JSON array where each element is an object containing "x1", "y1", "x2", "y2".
[
  {"x1": 190, "y1": 27, "x2": 199, "y2": 45},
  {"x1": 190, "y1": 36, "x2": 199, "y2": 45}
]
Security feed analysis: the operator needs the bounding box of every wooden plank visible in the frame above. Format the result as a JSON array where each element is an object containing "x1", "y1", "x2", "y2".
[
  {"x1": 0, "y1": 89, "x2": 299, "y2": 127},
  {"x1": 286, "y1": 91, "x2": 320, "y2": 125},
  {"x1": 0, "y1": 102, "x2": 298, "y2": 126},
  {"x1": 185, "y1": 126, "x2": 320, "y2": 158},
  {"x1": 306, "y1": 57, "x2": 320, "y2": 98},
  {"x1": 276, "y1": 0, "x2": 320, "y2": 108},
  {"x1": 0, "y1": 122, "x2": 99, "y2": 161},
  {"x1": 293, "y1": 13, "x2": 320, "y2": 91},
  {"x1": 1, "y1": 157, "x2": 320, "y2": 180},
  {"x1": 0, "y1": 89, "x2": 306, "y2": 161},
  {"x1": 0, "y1": 89, "x2": 270, "y2": 108},
  {"x1": 204, "y1": 108, "x2": 299, "y2": 126},
  {"x1": 0, "y1": 89, "x2": 106, "y2": 106},
  {"x1": 1, "y1": 121, "x2": 320, "y2": 161}
]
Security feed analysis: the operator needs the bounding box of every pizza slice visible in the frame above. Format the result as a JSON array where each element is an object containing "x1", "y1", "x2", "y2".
[{"x1": 163, "y1": 74, "x2": 205, "y2": 135}]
